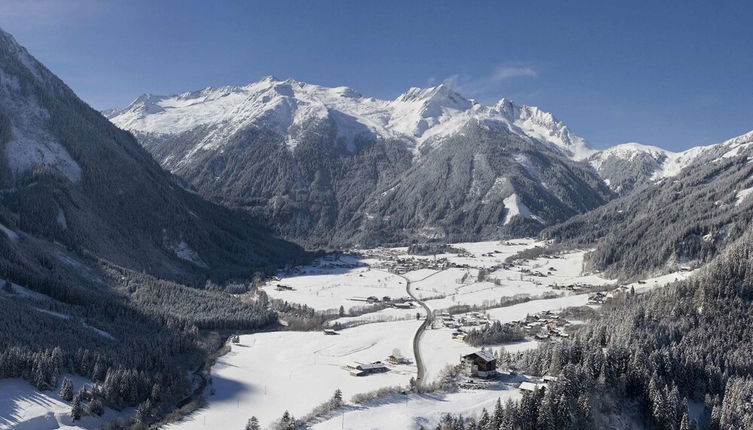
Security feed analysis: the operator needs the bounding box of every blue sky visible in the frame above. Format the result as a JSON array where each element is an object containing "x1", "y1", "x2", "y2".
[{"x1": 1, "y1": 0, "x2": 751, "y2": 151}]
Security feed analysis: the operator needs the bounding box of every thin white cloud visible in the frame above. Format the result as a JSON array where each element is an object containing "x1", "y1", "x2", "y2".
[{"x1": 443, "y1": 64, "x2": 538, "y2": 99}]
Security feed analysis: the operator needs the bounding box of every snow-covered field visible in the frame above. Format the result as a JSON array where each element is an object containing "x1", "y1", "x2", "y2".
[
  {"x1": 310, "y1": 386, "x2": 522, "y2": 430},
  {"x1": 262, "y1": 264, "x2": 407, "y2": 313},
  {"x1": 166, "y1": 320, "x2": 419, "y2": 430}
]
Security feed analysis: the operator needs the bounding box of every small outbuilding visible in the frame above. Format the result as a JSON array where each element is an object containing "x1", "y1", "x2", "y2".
[
  {"x1": 347, "y1": 362, "x2": 389, "y2": 376},
  {"x1": 519, "y1": 381, "x2": 548, "y2": 393}
]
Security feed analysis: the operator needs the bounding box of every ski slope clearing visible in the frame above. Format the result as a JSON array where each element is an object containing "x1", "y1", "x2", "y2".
[
  {"x1": 166, "y1": 320, "x2": 419, "y2": 430},
  {"x1": 310, "y1": 386, "x2": 522, "y2": 430},
  {"x1": 0, "y1": 377, "x2": 127, "y2": 430}
]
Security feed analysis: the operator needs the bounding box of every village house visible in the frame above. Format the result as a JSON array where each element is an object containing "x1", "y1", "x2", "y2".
[
  {"x1": 323, "y1": 329, "x2": 338, "y2": 335},
  {"x1": 461, "y1": 350, "x2": 497, "y2": 378},
  {"x1": 347, "y1": 362, "x2": 389, "y2": 377},
  {"x1": 519, "y1": 381, "x2": 548, "y2": 393},
  {"x1": 386, "y1": 355, "x2": 411, "y2": 365},
  {"x1": 393, "y1": 301, "x2": 414, "y2": 309}
]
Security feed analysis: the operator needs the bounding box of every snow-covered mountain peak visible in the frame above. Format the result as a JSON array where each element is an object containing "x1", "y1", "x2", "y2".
[
  {"x1": 493, "y1": 98, "x2": 595, "y2": 160},
  {"x1": 107, "y1": 76, "x2": 597, "y2": 160},
  {"x1": 396, "y1": 84, "x2": 472, "y2": 108}
]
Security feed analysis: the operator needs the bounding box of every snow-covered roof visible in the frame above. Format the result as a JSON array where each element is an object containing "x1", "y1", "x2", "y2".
[
  {"x1": 358, "y1": 362, "x2": 388, "y2": 370},
  {"x1": 463, "y1": 350, "x2": 496, "y2": 363}
]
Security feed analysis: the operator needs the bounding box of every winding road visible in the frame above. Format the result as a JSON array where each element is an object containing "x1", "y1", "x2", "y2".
[{"x1": 399, "y1": 271, "x2": 439, "y2": 388}]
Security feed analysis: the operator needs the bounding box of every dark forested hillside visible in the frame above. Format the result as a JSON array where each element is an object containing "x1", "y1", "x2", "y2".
[{"x1": 429, "y1": 227, "x2": 753, "y2": 430}]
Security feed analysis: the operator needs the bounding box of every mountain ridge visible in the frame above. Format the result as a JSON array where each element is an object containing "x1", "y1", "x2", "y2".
[{"x1": 106, "y1": 77, "x2": 614, "y2": 246}]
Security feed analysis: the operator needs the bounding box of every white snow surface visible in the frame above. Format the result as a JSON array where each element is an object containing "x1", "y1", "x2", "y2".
[
  {"x1": 736, "y1": 186, "x2": 753, "y2": 206},
  {"x1": 502, "y1": 193, "x2": 543, "y2": 225},
  {"x1": 262, "y1": 262, "x2": 407, "y2": 313},
  {"x1": 310, "y1": 387, "x2": 522, "y2": 430},
  {"x1": 0, "y1": 376, "x2": 129, "y2": 430},
  {"x1": 107, "y1": 77, "x2": 594, "y2": 160},
  {"x1": 165, "y1": 320, "x2": 419, "y2": 430}
]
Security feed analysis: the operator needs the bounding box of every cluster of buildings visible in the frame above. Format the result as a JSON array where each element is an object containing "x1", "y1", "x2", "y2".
[
  {"x1": 513, "y1": 310, "x2": 571, "y2": 340},
  {"x1": 437, "y1": 312, "x2": 492, "y2": 341},
  {"x1": 349, "y1": 295, "x2": 416, "y2": 309}
]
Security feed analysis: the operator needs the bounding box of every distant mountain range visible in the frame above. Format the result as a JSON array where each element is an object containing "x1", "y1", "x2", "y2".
[{"x1": 106, "y1": 77, "x2": 624, "y2": 245}]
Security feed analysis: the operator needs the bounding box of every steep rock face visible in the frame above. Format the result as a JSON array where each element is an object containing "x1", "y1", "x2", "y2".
[
  {"x1": 107, "y1": 78, "x2": 613, "y2": 245},
  {"x1": 0, "y1": 29, "x2": 304, "y2": 283}
]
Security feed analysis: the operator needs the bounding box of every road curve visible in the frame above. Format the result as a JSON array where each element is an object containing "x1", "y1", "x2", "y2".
[{"x1": 399, "y1": 272, "x2": 437, "y2": 389}]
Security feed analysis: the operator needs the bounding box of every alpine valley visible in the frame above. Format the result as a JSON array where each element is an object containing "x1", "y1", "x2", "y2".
[{"x1": 3, "y1": 11, "x2": 753, "y2": 430}]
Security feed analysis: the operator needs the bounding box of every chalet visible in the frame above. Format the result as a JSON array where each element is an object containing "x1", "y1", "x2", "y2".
[
  {"x1": 275, "y1": 284, "x2": 294, "y2": 291},
  {"x1": 348, "y1": 362, "x2": 389, "y2": 376},
  {"x1": 461, "y1": 350, "x2": 497, "y2": 378},
  {"x1": 366, "y1": 296, "x2": 380, "y2": 303},
  {"x1": 542, "y1": 375, "x2": 558, "y2": 383},
  {"x1": 519, "y1": 381, "x2": 547, "y2": 393},
  {"x1": 323, "y1": 329, "x2": 338, "y2": 335}
]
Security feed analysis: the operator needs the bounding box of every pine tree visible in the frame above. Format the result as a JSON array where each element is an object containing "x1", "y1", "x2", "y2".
[
  {"x1": 151, "y1": 383, "x2": 162, "y2": 402},
  {"x1": 492, "y1": 397, "x2": 504, "y2": 428},
  {"x1": 338, "y1": 305, "x2": 345, "y2": 317},
  {"x1": 680, "y1": 411, "x2": 691, "y2": 430},
  {"x1": 135, "y1": 399, "x2": 152, "y2": 425},
  {"x1": 70, "y1": 394, "x2": 83, "y2": 421},
  {"x1": 87, "y1": 398, "x2": 104, "y2": 416},
  {"x1": 331, "y1": 388, "x2": 343, "y2": 408},
  {"x1": 246, "y1": 416, "x2": 261, "y2": 430},
  {"x1": 60, "y1": 377, "x2": 74, "y2": 402},
  {"x1": 477, "y1": 408, "x2": 491, "y2": 430}
]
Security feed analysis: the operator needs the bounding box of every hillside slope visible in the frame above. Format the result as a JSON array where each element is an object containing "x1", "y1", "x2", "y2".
[
  {"x1": 0, "y1": 29, "x2": 304, "y2": 284},
  {"x1": 588, "y1": 142, "x2": 708, "y2": 195},
  {"x1": 544, "y1": 130, "x2": 753, "y2": 278}
]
